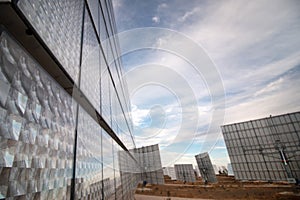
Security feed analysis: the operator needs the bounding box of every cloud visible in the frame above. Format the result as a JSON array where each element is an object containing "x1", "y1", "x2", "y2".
[
  {"x1": 254, "y1": 77, "x2": 284, "y2": 97},
  {"x1": 112, "y1": 0, "x2": 300, "y2": 166},
  {"x1": 131, "y1": 104, "x2": 151, "y2": 127},
  {"x1": 178, "y1": 7, "x2": 199, "y2": 22},
  {"x1": 112, "y1": 0, "x2": 123, "y2": 10},
  {"x1": 158, "y1": 3, "x2": 168, "y2": 10},
  {"x1": 152, "y1": 16, "x2": 160, "y2": 24},
  {"x1": 213, "y1": 146, "x2": 227, "y2": 150},
  {"x1": 136, "y1": 128, "x2": 177, "y2": 147},
  {"x1": 224, "y1": 69, "x2": 300, "y2": 124}
]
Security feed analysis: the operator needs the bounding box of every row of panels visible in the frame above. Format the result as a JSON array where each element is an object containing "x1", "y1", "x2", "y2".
[
  {"x1": 16, "y1": 0, "x2": 134, "y2": 147},
  {"x1": 0, "y1": 21, "x2": 137, "y2": 199}
]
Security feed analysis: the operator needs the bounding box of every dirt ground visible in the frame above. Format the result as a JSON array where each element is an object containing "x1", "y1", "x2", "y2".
[
  {"x1": 135, "y1": 175, "x2": 300, "y2": 199},
  {"x1": 135, "y1": 194, "x2": 209, "y2": 200}
]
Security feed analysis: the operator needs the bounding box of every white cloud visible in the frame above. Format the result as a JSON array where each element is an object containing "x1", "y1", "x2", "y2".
[
  {"x1": 211, "y1": 156, "x2": 230, "y2": 167},
  {"x1": 158, "y1": 3, "x2": 168, "y2": 10},
  {"x1": 254, "y1": 77, "x2": 284, "y2": 97},
  {"x1": 213, "y1": 146, "x2": 227, "y2": 150},
  {"x1": 224, "y1": 72, "x2": 300, "y2": 124},
  {"x1": 111, "y1": 0, "x2": 124, "y2": 20},
  {"x1": 161, "y1": 151, "x2": 197, "y2": 167},
  {"x1": 113, "y1": 0, "x2": 300, "y2": 166},
  {"x1": 131, "y1": 104, "x2": 150, "y2": 126},
  {"x1": 179, "y1": 7, "x2": 199, "y2": 22},
  {"x1": 135, "y1": 126, "x2": 179, "y2": 148},
  {"x1": 187, "y1": 0, "x2": 300, "y2": 58},
  {"x1": 112, "y1": 0, "x2": 122, "y2": 10},
  {"x1": 152, "y1": 16, "x2": 160, "y2": 24}
]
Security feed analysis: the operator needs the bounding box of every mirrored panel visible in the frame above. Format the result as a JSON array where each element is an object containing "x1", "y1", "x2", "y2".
[
  {"x1": 222, "y1": 112, "x2": 300, "y2": 182},
  {"x1": 0, "y1": 30, "x2": 76, "y2": 199}
]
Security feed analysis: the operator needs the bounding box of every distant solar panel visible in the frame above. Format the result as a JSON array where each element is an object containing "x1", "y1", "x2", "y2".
[
  {"x1": 195, "y1": 152, "x2": 218, "y2": 183},
  {"x1": 174, "y1": 164, "x2": 196, "y2": 182}
]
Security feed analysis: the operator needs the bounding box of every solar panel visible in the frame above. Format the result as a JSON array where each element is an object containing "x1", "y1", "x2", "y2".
[
  {"x1": 195, "y1": 152, "x2": 218, "y2": 183},
  {"x1": 221, "y1": 112, "x2": 300, "y2": 183}
]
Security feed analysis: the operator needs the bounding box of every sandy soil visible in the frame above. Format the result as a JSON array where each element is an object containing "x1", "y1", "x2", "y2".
[
  {"x1": 135, "y1": 175, "x2": 300, "y2": 199},
  {"x1": 135, "y1": 194, "x2": 210, "y2": 200}
]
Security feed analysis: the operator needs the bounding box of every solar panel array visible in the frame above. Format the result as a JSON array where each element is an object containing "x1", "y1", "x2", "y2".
[
  {"x1": 0, "y1": 0, "x2": 138, "y2": 199},
  {"x1": 222, "y1": 112, "x2": 300, "y2": 183}
]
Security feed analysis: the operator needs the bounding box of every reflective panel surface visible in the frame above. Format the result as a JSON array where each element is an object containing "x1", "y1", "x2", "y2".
[{"x1": 222, "y1": 112, "x2": 300, "y2": 182}]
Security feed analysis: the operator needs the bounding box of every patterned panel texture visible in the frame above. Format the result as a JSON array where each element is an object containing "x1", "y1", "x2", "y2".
[
  {"x1": 0, "y1": 31, "x2": 76, "y2": 199},
  {"x1": 17, "y1": 0, "x2": 84, "y2": 83},
  {"x1": 222, "y1": 112, "x2": 300, "y2": 182},
  {"x1": 174, "y1": 164, "x2": 196, "y2": 183},
  {"x1": 0, "y1": 0, "x2": 150, "y2": 199},
  {"x1": 132, "y1": 144, "x2": 165, "y2": 185},
  {"x1": 195, "y1": 152, "x2": 217, "y2": 183}
]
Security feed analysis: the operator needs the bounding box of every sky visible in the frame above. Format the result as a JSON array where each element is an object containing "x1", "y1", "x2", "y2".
[{"x1": 111, "y1": 0, "x2": 300, "y2": 168}]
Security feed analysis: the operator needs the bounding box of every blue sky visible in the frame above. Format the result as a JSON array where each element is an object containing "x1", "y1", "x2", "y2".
[{"x1": 112, "y1": 0, "x2": 300, "y2": 167}]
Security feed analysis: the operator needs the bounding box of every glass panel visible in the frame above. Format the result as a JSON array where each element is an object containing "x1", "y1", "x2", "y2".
[
  {"x1": 2, "y1": 0, "x2": 138, "y2": 198},
  {"x1": 222, "y1": 113, "x2": 300, "y2": 182},
  {"x1": 80, "y1": 9, "x2": 101, "y2": 112},
  {"x1": 102, "y1": 133, "x2": 115, "y2": 199},
  {"x1": 87, "y1": 0, "x2": 100, "y2": 35},
  {"x1": 0, "y1": 30, "x2": 76, "y2": 199},
  {"x1": 17, "y1": 0, "x2": 84, "y2": 83},
  {"x1": 114, "y1": 142, "x2": 122, "y2": 199},
  {"x1": 76, "y1": 107, "x2": 103, "y2": 199},
  {"x1": 195, "y1": 152, "x2": 217, "y2": 183}
]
